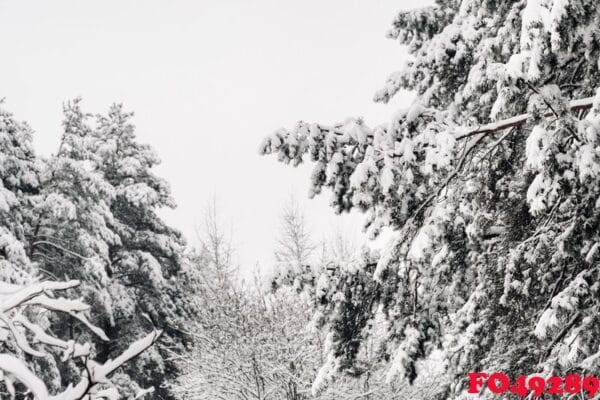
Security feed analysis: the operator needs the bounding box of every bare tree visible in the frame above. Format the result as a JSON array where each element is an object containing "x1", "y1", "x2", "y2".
[
  {"x1": 323, "y1": 224, "x2": 359, "y2": 265},
  {"x1": 195, "y1": 197, "x2": 237, "y2": 292},
  {"x1": 274, "y1": 196, "x2": 316, "y2": 268}
]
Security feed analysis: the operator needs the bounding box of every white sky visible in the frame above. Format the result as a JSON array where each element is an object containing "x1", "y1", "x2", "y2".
[{"x1": 0, "y1": 0, "x2": 422, "y2": 274}]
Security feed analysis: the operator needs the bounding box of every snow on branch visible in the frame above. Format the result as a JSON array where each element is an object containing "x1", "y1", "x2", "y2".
[
  {"x1": 0, "y1": 279, "x2": 161, "y2": 400},
  {"x1": 50, "y1": 330, "x2": 162, "y2": 400},
  {"x1": 260, "y1": 93, "x2": 597, "y2": 237},
  {"x1": 261, "y1": 96, "x2": 594, "y2": 155},
  {"x1": 455, "y1": 96, "x2": 595, "y2": 140}
]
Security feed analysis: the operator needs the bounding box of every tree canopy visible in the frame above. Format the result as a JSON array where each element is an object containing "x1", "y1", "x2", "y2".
[{"x1": 261, "y1": 0, "x2": 600, "y2": 397}]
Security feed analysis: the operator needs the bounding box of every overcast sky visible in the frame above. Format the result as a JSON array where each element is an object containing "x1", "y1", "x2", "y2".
[{"x1": 0, "y1": 0, "x2": 423, "y2": 274}]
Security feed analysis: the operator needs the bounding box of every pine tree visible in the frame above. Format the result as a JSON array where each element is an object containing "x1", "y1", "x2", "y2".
[
  {"x1": 26, "y1": 100, "x2": 122, "y2": 392},
  {"x1": 93, "y1": 103, "x2": 197, "y2": 398},
  {"x1": 0, "y1": 103, "x2": 40, "y2": 285},
  {"x1": 15, "y1": 99, "x2": 198, "y2": 397},
  {"x1": 261, "y1": 0, "x2": 600, "y2": 397},
  {"x1": 0, "y1": 101, "x2": 163, "y2": 398}
]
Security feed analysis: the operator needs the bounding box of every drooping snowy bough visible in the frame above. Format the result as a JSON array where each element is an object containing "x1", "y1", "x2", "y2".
[
  {"x1": 261, "y1": 0, "x2": 600, "y2": 398},
  {"x1": 0, "y1": 279, "x2": 160, "y2": 399}
]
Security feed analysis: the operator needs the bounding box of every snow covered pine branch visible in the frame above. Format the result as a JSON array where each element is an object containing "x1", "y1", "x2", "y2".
[
  {"x1": 259, "y1": 0, "x2": 600, "y2": 397},
  {"x1": 0, "y1": 279, "x2": 160, "y2": 399}
]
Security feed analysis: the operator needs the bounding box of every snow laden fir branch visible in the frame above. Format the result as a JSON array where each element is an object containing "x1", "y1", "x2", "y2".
[
  {"x1": 259, "y1": 93, "x2": 596, "y2": 237},
  {"x1": 260, "y1": 85, "x2": 600, "y2": 395},
  {"x1": 0, "y1": 279, "x2": 161, "y2": 399}
]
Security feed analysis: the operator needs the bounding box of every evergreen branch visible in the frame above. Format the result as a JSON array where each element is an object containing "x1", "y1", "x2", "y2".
[
  {"x1": 543, "y1": 311, "x2": 581, "y2": 360},
  {"x1": 31, "y1": 240, "x2": 91, "y2": 261},
  {"x1": 455, "y1": 96, "x2": 594, "y2": 140},
  {"x1": 310, "y1": 97, "x2": 594, "y2": 144},
  {"x1": 413, "y1": 129, "x2": 490, "y2": 219}
]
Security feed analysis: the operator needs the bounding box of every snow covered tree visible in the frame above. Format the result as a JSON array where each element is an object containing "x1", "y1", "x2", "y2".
[
  {"x1": 0, "y1": 99, "x2": 200, "y2": 397},
  {"x1": 261, "y1": 0, "x2": 600, "y2": 397},
  {"x1": 0, "y1": 104, "x2": 40, "y2": 286},
  {"x1": 0, "y1": 101, "x2": 162, "y2": 398},
  {"x1": 171, "y1": 283, "x2": 320, "y2": 400},
  {"x1": 170, "y1": 205, "x2": 318, "y2": 400},
  {"x1": 91, "y1": 103, "x2": 198, "y2": 398},
  {"x1": 25, "y1": 99, "x2": 122, "y2": 392},
  {"x1": 270, "y1": 196, "x2": 317, "y2": 293},
  {"x1": 0, "y1": 103, "x2": 76, "y2": 392}
]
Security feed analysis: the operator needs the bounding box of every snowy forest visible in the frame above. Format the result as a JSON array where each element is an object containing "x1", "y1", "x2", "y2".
[{"x1": 4, "y1": 0, "x2": 600, "y2": 399}]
